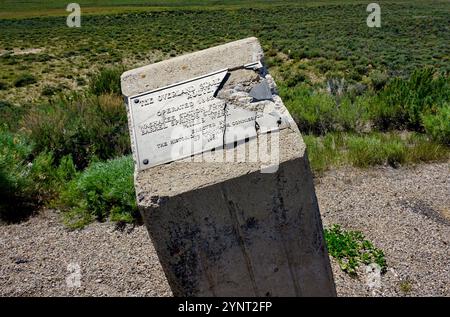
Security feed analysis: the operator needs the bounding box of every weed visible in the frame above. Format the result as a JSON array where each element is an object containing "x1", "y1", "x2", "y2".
[
  {"x1": 399, "y1": 279, "x2": 413, "y2": 294},
  {"x1": 373, "y1": 69, "x2": 449, "y2": 131},
  {"x1": 324, "y1": 224, "x2": 387, "y2": 276}
]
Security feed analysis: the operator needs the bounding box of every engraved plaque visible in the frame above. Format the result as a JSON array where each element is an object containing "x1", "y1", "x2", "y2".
[{"x1": 128, "y1": 69, "x2": 279, "y2": 170}]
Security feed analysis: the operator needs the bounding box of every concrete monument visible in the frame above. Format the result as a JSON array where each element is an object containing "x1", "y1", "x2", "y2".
[{"x1": 121, "y1": 37, "x2": 336, "y2": 297}]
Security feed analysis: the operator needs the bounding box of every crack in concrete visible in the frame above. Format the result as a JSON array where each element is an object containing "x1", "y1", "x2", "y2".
[{"x1": 222, "y1": 102, "x2": 228, "y2": 149}]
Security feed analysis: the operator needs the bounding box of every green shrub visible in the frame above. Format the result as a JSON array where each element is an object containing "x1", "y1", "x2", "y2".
[
  {"x1": 0, "y1": 101, "x2": 25, "y2": 131},
  {"x1": 284, "y1": 69, "x2": 309, "y2": 87},
  {"x1": 373, "y1": 69, "x2": 450, "y2": 130},
  {"x1": 297, "y1": 92, "x2": 336, "y2": 134},
  {"x1": 58, "y1": 156, "x2": 138, "y2": 229},
  {"x1": 283, "y1": 86, "x2": 336, "y2": 135},
  {"x1": 346, "y1": 135, "x2": 386, "y2": 167},
  {"x1": 28, "y1": 152, "x2": 77, "y2": 203},
  {"x1": 13, "y1": 73, "x2": 37, "y2": 87},
  {"x1": 324, "y1": 224, "x2": 387, "y2": 276},
  {"x1": 368, "y1": 70, "x2": 388, "y2": 91},
  {"x1": 0, "y1": 81, "x2": 8, "y2": 90},
  {"x1": 90, "y1": 67, "x2": 123, "y2": 95},
  {"x1": 422, "y1": 104, "x2": 450, "y2": 145},
  {"x1": 282, "y1": 69, "x2": 449, "y2": 137},
  {"x1": 383, "y1": 139, "x2": 407, "y2": 167},
  {"x1": 0, "y1": 129, "x2": 76, "y2": 222},
  {"x1": 23, "y1": 93, "x2": 130, "y2": 169},
  {"x1": 346, "y1": 83, "x2": 368, "y2": 102},
  {"x1": 281, "y1": 84, "x2": 372, "y2": 135},
  {"x1": 0, "y1": 129, "x2": 34, "y2": 221},
  {"x1": 334, "y1": 96, "x2": 370, "y2": 132},
  {"x1": 41, "y1": 85, "x2": 64, "y2": 97},
  {"x1": 304, "y1": 133, "x2": 343, "y2": 174}
]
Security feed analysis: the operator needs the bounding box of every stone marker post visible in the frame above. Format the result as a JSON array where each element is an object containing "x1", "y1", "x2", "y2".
[{"x1": 121, "y1": 37, "x2": 336, "y2": 296}]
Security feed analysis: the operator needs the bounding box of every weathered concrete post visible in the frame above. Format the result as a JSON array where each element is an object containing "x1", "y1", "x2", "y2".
[{"x1": 121, "y1": 37, "x2": 336, "y2": 296}]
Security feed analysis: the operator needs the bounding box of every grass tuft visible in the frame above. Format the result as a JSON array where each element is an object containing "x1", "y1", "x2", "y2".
[{"x1": 89, "y1": 67, "x2": 123, "y2": 96}]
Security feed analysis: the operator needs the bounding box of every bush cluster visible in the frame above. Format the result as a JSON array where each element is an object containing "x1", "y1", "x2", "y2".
[
  {"x1": 0, "y1": 100, "x2": 25, "y2": 131},
  {"x1": 372, "y1": 68, "x2": 449, "y2": 132},
  {"x1": 0, "y1": 129, "x2": 76, "y2": 222},
  {"x1": 0, "y1": 67, "x2": 136, "y2": 226},
  {"x1": 283, "y1": 69, "x2": 449, "y2": 145},
  {"x1": 13, "y1": 73, "x2": 37, "y2": 87},
  {"x1": 24, "y1": 93, "x2": 130, "y2": 169},
  {"x1": 422, "y1": 104, "x2": 450, "y2": 145},
  {"x1": 304, "y1": 132, "x2": 448, "y2": 174},
  {"x1": 58, "y1": 156, "x2": 138, "y2": 229}
]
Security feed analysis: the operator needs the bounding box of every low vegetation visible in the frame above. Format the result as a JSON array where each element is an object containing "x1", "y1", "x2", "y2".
[
  {"x1": 304, "y1": 132, "x2": 448, "y2": 174},
  {"x1": 24, "y1": 92, "x2": 130, "y2": 169},
  {"x1": 58, "y1": 156, "x2": 138, "y2": 229},
  {"x1": 324, "y1": 224, "x2": 387, "y2": 276},
  {"x1": 422, "y1": 105, "x2": 450, "y2": 145},
  {"x1": 89, "y1": 66, "x2": 123, "y2": 96},
  {"x1": 0, "y1": 128, "x2": 76, "y2": 222},
  {"x1": 282, "y1": 69, "x2": 450, "y2": 139},
  {"x1": 13, "y1": 73, "x2": 37, "y2": 88}
]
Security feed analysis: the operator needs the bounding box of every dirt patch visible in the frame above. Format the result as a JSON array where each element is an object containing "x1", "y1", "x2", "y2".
[{"x1": 0, "y1": 48, "x2": 45, "y2": 57}]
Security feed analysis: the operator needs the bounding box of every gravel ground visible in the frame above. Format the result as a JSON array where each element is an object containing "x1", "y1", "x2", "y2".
[
  {"x1": 0, "y1": 214, "x2": 172, "y2": 297},
  {"x1": 318, "y1": 162, "x2": 450, "y2": 297},
  {"x1": 0, "y1": 162, "x2": 448, "y2": 297}
]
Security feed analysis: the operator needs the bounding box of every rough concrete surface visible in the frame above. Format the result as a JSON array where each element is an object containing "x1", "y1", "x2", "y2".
[{"x1": 121, "y1": 37, "x2": 263, "y2": 97}]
